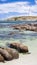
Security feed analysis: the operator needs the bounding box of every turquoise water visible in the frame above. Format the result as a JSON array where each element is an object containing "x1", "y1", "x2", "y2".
[{"x1": 0, "y1": 21, "x2": 37, "y2": 53}]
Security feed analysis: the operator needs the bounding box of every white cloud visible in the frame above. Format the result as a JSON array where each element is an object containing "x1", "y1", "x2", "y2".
[
  {"x1": 29, "y1": 4, "x2": 37, "y2": 16},
  {"x1": 0, "y1": 2, "x2": 30, "y2": 13},
  {"x1": 35, "y1": 0, "x2": 37, "y2": 4},
  {"x1": 0, "y1": 1, "x2": 37, "y2": 19}
]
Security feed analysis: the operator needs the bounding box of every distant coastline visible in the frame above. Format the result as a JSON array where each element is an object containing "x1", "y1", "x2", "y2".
[{"x1": 5, "y1": 16, "x2": 37, "y2": 21}]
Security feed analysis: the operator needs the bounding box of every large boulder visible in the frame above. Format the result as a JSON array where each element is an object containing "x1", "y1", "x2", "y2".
[
  {"x1": 3, "y1": 48, "x2": 19, "y2": 59},
  {"x1": 8, "y1": 43, "x2": 29, "y2": 53},
  {"x1": 0, "y1": 48, "x2": 13, "y2": 61}
]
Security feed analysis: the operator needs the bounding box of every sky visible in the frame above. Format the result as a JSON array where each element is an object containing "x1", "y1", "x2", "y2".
[{"x1": 0, "y1": 0, "x2": 37, "y2": 20}]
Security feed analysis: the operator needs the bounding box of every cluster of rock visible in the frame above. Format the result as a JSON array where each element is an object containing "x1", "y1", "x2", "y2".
[
  {"x1": 12, "y1": 24, "x2": 37, "y2": 32},
  {"x1": 0, "y1": 43, "x2": 29, "y2": 62},
  {"x1": 0, "y1": 47, "x2": 19, "y2": 62}
]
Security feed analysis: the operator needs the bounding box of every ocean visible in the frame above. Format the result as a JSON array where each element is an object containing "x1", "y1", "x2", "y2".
[{"x1": 0, "y1": 21, "x2": 37, "y2": 54}]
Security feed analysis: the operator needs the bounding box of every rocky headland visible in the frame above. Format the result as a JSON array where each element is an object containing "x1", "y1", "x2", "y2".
[{"x1": 6, "y1": 16, "x2": 37, "y2": 21}]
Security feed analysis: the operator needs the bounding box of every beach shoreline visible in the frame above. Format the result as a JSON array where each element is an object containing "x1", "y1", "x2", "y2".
[{"x1": 0, "y1": 53, "x2": 37, "y2": 65}]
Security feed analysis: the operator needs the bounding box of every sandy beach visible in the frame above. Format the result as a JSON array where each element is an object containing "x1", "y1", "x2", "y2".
[
  {"x1": 0, "y1": 22, "x2": 37, "y2": 65},
  {"x1": 0, "y1": 53, "x2": 37, "y2": 65},
  {"x1": 0, "y1": 38, "x2": 37, "y2": 65}
]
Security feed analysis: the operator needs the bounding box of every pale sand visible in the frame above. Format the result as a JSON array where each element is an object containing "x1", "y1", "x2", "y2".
[
  {"x1": 0, "y1": 53, "x2": 37, "y2": 65},
  {"x1": 0, "y1": 38, "x2": 37, "y2": 65}
]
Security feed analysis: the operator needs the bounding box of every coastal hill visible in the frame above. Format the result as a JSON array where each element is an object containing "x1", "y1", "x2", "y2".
[{"x1": 6, "y1": 16, "x2": 37, "y2": 21}]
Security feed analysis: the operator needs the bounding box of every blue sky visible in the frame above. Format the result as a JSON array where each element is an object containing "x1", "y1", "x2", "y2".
[
  {"x1": 0, "y1": 0, "x2": 35, "y2": 3},
  {"x1": 0, "y1": 0, "x2": 37, "y2": 20}
]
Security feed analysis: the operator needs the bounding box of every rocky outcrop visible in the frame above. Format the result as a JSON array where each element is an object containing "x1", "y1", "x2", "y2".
[
  {"x1": 7, "y1": 43, "x2": 29, "y2": 53},
  {"x1": 0, "y1": 47, "x2": 19, "y2": 62},
  {"x1": 0, "y1": 42, "x2": 30, "y2": 62},
  {"x1": 12, "y1": 24, "x2": 37, "y2": 32}
]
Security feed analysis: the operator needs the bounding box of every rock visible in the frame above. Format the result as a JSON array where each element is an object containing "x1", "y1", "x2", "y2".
[
  {"x1": 19, "y1": 44, "x2": 28, "y2": 53},
  {"x1": 31, "y1": 24, "x2": 37, "y2": 27},
  {"x1": 0, "y1": 54, "x2": 5, "y2": 62},
  {"x1": 0, "y1": 48, "x2": 13, "y2": 61},
  {"x1": 12, "y1": 24, "x2": 37, "y2": 32},
  {"x1": 8, "y1": 43, "x2": 29, "y2": 53},
  {"x1": 3, "y1": 48, "x2": 19, "y2": 59}
]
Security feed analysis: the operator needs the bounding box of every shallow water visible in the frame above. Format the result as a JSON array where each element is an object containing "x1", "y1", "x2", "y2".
[{"x1": 0, "y1": 21, "x2": 37, "y2": 54}]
